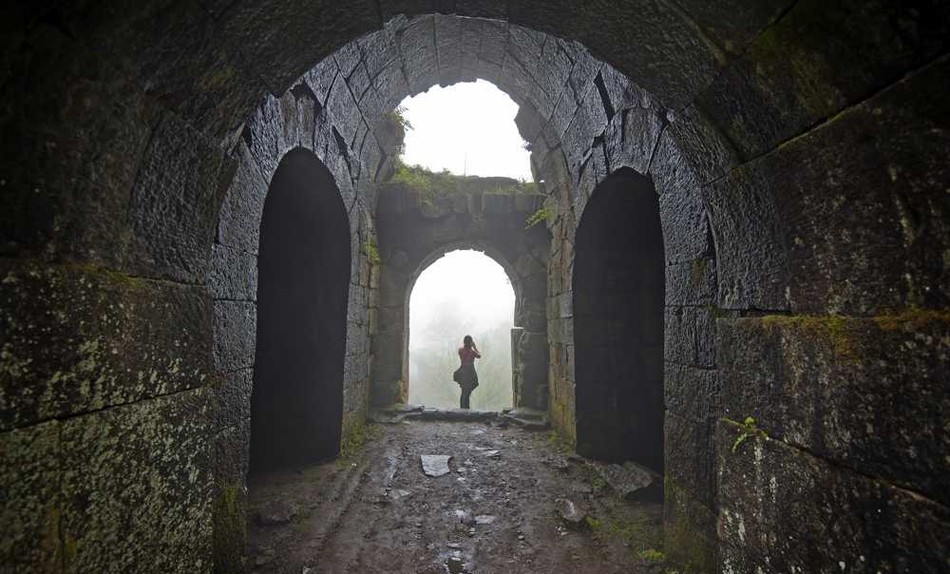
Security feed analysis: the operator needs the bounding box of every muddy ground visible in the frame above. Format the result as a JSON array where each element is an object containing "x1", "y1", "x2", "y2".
[{"x1": 247, "y1": 416, "x2": 670, "y2": 574}]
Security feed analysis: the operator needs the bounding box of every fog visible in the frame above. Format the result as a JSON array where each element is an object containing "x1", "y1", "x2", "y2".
[
  {"x1": 398, "y1": 80, "x2": 533, "y2": 181},
  {"x1": 408, "y1": 250, "x2": 516, "y2": 410}
]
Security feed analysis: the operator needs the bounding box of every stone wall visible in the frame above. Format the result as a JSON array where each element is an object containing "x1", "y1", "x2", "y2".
[
  {"x1": 1, "y1": 2, "x2": 947, "y2": 572},
  {"x1": 373, "y1": 176, "x2": 549, "y2": 409}
]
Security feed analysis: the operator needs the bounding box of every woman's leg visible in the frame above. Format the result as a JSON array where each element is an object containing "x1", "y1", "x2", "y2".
[{"x1": 460, "y1": 385, "x2": 471, "y2": 409}]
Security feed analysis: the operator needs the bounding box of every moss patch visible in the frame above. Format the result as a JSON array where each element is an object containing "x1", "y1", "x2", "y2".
[
  {"x1": 759, "y1": 314, "x2": 854, "y2": 358},
  {"x1": 872, "y1": 308, "x2": 950, "y2": 331},
  {"x1": 212, "y1": 481, "x2": 246, "y2": 574}
]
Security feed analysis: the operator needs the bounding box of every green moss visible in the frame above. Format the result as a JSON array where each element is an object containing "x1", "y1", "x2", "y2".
[
  {"x1": 66, "y1": 261, "x2": 148, "y2": 290},
  {"x1": 663, "y1": 477, "x2": 716, "y2": 574},
  {"x1": 362, "y1": 240, "x2": 381, "y2": 266},
  {"x1": 212, "y1": 481, "x2": 246, "y2": 574},
  {"x1": 593, "y1": 511, "x2": 663, "y2": 554},
  {"x1": 760, "y1": 314, "x2": 854, "y2": 358},
  {"x1": 639, "y1": 548, "x2": 666, "y2": 562},
  {"x1": 339, "y1": 417, "x2": 379, "y2": 461},
  {"x1": 872, "y1": 308, "x2": 950, "y2": 331}
]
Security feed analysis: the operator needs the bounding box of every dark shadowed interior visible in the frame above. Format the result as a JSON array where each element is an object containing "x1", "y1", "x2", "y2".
[
  {"x1": 573, "y1": 168, "x2": 665, "y2": 472},
  {"x1": 250, "y1": 148, "x2": 351, "y2": 472}
]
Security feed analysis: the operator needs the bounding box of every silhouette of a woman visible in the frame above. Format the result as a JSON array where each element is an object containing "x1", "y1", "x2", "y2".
[{"x1": 455, "y1": 335, "x2": 481, "y2": 409}]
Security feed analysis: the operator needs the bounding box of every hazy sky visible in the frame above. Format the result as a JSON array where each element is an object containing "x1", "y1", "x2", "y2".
[
  {"x1": 399, "y1": 80, "x2": 533, "y2": 181},
  {"x1": 409, "y1": 250, "x2": 515, "y2": 335}
]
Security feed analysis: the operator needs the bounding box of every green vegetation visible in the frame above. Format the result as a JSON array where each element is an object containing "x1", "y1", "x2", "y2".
[
  {"x1": 872, "y1": 308, "x2": 950, "y2": 331},
  {"x1": 585, "y1": 508, "x2": 663, "y2": 555},
  {"x1": 760, "y1": 313, "x2": 853, "y2": 357},
  {"x1": 362, "y1": 239, "x2": 381, "y2": 266},
  {"x1": 723, "y1": 416, "x2": 768, "y2": 453},
  {"x1": 524, "y1": 206, "x2": 551, "y2": 229},
  {"x1": 339, "y1": 420, "x2": 380, "y2": 461},
  {"x1": 639, "y1": 548, "x2": 666, "y2": 561},
  {"x1": 387, "y1": 159, "x2": 539, "y2": 200},
  {"x1": 212, "y1": 481, "x2": 246, "y2": 573}
]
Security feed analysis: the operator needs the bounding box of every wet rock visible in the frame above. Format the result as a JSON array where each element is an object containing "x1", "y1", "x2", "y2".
[
  {"x1": 595, "y1": 461, "x2": 663, "y2": 502},
  {"x1": 256, "y1": 500, "x2": 299, "y2": 525},
  {"x1": 499, "y1": 408, "x2": 551, "y2": 430},
  {"x1": 446, "y1": 556, "x2": 468, "y2": 574},
  {"x1": 554, "y1": 498, "x2": 588, "y2": 527},
  {"x1": 475, "y1": 514, "x2": 496, "y2": 525},
  {"x1": 421, "y1": 455, "x2": 452, "y2": 477},
  {"x1": 455, "y1": 509, "x2": 476, "y2": 527},
  {"x1": 481, "y1": 449, "x2": 501, "y2": 459}
]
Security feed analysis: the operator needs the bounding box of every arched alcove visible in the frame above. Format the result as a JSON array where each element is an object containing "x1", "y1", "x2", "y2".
[
  {"x1": 573, "y1": 168, "x2": 665, "y2": 472},
  {"x1": 250, "y1": 148, "x2": 351, "y2": 472}
]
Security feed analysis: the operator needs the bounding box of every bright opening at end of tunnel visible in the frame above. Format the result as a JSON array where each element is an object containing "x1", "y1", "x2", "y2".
[
  {"x1": 408, "y1": 250, "x2": 515, "y2": 410},
  {"x1": 397, "y1": 80, "x2": 533, "y2": 181}
]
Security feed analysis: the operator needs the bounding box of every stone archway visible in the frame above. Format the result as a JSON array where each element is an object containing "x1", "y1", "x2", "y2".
[
  {"x1": 250, "y1": 148, "x2": 351, "y2": 471},
  {"x1": 373, "y1": 179, "x2": 550, "y2": 410},
  {"x1": 5, "y1": 3, "x2": 947, "y2": 573}
]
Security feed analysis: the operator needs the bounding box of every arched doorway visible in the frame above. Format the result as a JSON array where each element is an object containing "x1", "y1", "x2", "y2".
[
  {"x1": 250, "y1": 148, "x2": 351, "y2": 472},
  {"x1": 406, "y1": 249, "x2": 516, "y2": 410},
  {"x1": 573, "y1": 168, "x2": 665, "y2": 472}
]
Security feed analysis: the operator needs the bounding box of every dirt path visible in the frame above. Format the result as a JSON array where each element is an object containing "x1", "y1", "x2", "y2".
[{"x1": 247, "y1": 418, "x2": 668, "y2": 574}]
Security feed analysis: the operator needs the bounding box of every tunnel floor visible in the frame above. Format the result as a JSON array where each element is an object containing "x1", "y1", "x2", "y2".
[{"x1": 247, "y1": 417, "x2": 667, "y2": 573}]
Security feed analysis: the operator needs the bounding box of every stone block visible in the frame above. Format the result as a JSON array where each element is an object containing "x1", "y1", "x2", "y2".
[
  {"x1": 674, "y1": 0, "x2": 793, "y2": 52},
  {"x1": 325, "y1": 74, "x2": 363, "y2": 150},
  {"x1": 664, "y1": 306, "x2": 716, "y2": 368},
  {"x1": 663, "y1": 474, "x2": 717, "y2": 573},
  {"x1": 243, "y1": 94, "x2": 288, "y2": 179},
  {"x1": 518, "y1": 0, "x2": 719, "y2": 109},
  {"x1": 211, "y1": 368, "x2": 253, "y2": 435},
  {"x1": 735, "y1": 59, "x2": 947, "y2": 314},
  {"x1": 717, "y1": 425, "x2": 950, "y2": 573},
  {"x1": 0, "y1": 260, "x2": 212, "y2": 431},
  {"x1": 210, "y1": 243, "x2": 258, "y2": 301},
  {"x1": 212, "y1": 300, "x2": 257, "y2": 373},
  {"x1": 217, "y1": 144, "x2": 276, "y2": 255},
  {"x1": 696, "y1": 0, "x2": 950, "y2": 159},
  {"x1": 373, "y1": 62, "x2": 411, "y2": 113},
  {"x1": 605, "y1": 106, "x2": 664, "y2": 175},
  {"x1": 474, "y1": 18, "x2": 508, "y2": 65},
  {"x1": 61, "y1": 389, "x2": 212, "y2": 572},
  {"x1": 597, "y1": 64, "x2": 646, "y2": 116},
  {"x1": 665, "y1": 257, "x2": 717, "y2": 307},
  {"x1": 664, "y1": 363, "x2": 720, "y2": 423},
  {"x1": 0, "y1": 421, "x2": 61, "y2": 572},
  {"x1": 333, "y1": 38, "x2": 362, "y2": 77},
  {"x1": 213, "y1": 422, "x2": 250, "y2": 488},
  {"x1": 664, "y1": 411, "x2": 717, "y2": 508},
  {"x1": 397, "y1": 16, "x2": 440, "y2": 94},
  {"x1": 482, "y1": 192, "x2": 515, "y2": 214},
  {"x1": 221, "y1": 0, "x2": 379, "y2": 95},
  {"x1": 0, "y1": 25, "x2": 158, "y2": 268},
  {"x1": 128, "y1": 110, "x2": 226, "y2": 283},
  {"x1": 702, "y1": 163, "x2": 788, "y2": 311},
  {"x1": 718, "y1": 312, "x2": 950, "y2": 505},
  {"x1": 302, "y1": 56, "x2": 339, "y2": 105},
  {"x1": 657, "y1": 182, "x2": 711, "y2": 266}
]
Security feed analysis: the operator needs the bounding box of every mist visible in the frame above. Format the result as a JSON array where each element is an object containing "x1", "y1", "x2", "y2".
[{"x1": 408, "y1": 250, "x2": 515, "y2": 410}]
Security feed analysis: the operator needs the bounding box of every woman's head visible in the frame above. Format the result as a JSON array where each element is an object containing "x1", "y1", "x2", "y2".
[{"x1": 463, "y1": 335, "x2": 474, "y2": 348}]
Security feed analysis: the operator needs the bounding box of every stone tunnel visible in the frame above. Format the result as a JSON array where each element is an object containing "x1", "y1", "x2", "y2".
[{"x1": 1, "y1": 1, "x2": 948, "y2": 572}]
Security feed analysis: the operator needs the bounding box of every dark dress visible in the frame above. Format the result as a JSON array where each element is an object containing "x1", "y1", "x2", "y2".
[{"x1": 456, "y1": 347, "x2": 479, "y2": 409}]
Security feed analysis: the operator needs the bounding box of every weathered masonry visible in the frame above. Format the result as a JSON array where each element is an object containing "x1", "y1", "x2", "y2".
[{"x1": 1, "y1": 3, "x2": 948, "y2": 573}]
